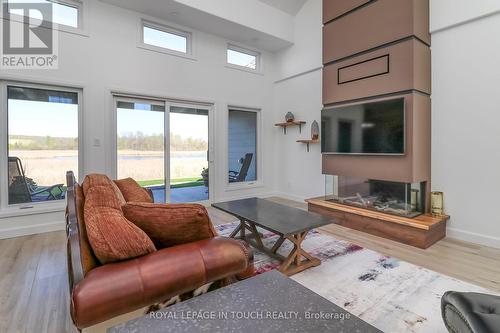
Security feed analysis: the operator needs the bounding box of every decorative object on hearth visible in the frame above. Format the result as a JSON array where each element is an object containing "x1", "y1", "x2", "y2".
[
  {"x1": 285, "y1": 112, "x2": 295, "y2": 122},
  {"x1": 311, "y1": 120, "x2": 320, "y2": 140},
  {"x1": 431, "y1": 191, "x2": 444, "y2": 216},
  {"x1": 411, "y1": 189, "x2": 420, "y2": 211}
]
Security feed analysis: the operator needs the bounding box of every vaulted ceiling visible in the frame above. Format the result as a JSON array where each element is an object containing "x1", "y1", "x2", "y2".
[{"x1": 258, "y1": 0, "x2": 307, "y2": 16}]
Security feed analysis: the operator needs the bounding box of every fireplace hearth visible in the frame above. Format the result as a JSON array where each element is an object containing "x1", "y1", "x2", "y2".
[{"x1": 325, "y1": 176, "x2": 425, "y2": 218}]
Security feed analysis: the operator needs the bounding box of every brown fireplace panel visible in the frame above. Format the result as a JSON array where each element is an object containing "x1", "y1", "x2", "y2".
[
  {"x1": 323, "y1": 38, "x2": 431, "y2": 104},
  {"x1": 322, "y1": 93, "x2": 431, "y2": 184},
  {"x1": 323, "y1": 0, "x2": 372, "y2": 23},
  {"x1": 323, "y1": 0, "x2": 430, "y2": 63},
  {"x1": 337, "y1": 54, "x2": 389, "y2": 85}
]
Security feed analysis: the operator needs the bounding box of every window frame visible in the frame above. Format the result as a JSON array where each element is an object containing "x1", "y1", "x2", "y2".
[
  {"x1": 226, "y1": 44, "x2": 261, "y2": 73},
  {"x1": 1, "y1": 0, "x2": 87, "y2": 36},
  {"x1": 0, "y1": 80, "x2": 83, "y2": 216},
  {"x1": 139, "y1": 19, "x2": 194, "y2": 60},
  {"x1": 225, "y1": 106, "x2": 263, "y2": 191}
]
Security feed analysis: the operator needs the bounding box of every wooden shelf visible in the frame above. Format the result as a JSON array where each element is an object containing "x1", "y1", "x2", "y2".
[
  {"x1": 274, "y1": 121, "x2": 306, "y2": 135},
  {"x1": 296, "y1": 139, "x2": 320, "y2": 152}
]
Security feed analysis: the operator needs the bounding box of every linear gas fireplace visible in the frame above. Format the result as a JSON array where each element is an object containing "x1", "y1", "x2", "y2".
[{"x1": 325, "y1": 175, "x2": 426, "y2": 218}]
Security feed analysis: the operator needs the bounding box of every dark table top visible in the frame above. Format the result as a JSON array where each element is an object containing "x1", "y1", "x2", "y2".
[
  {"x1": 212, "y1": 198, "x2": 334, "y2": 236},
  {"x1": 109, "y1": 270, "x2": 381, "y2": 333}
]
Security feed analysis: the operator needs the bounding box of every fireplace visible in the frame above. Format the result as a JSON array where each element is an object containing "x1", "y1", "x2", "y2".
[{"x1": 325, "y1": 175, "x2": 425, "y2": 218}]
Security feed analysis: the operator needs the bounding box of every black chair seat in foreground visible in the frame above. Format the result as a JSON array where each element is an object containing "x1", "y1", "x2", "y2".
[{"x1": 442, "y1": 291, "x2": 500, "y2": 333}]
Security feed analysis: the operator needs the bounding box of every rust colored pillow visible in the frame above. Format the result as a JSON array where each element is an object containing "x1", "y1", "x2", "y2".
[
  {"x1": 82, "y1": 174, "x2": 126, "y2": 206},
  {"x1": 122, "y1": 202, "x2": 217, "y2": 249},
  {"x1": 84, "y1": 186, "x2": 156, "y2": 264},
  {"x1": 75, "y1": 184, "x2": 99, "y2": 274},
  {"x1": 114, "y1": 178, "x2": 153, "y2": 203}
]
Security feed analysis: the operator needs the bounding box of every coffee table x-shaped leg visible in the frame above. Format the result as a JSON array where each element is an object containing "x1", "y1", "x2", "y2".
[{"x1": 229, "y1": 219, "x2": 321, "y2": 276}]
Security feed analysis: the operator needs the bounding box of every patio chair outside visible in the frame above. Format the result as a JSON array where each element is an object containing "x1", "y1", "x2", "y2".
[
  {"x1": 8, "y1": 156, "x2": 65, "y2": 204},
  {"x1": 229, "y1": 153, "x2": 253, "y2": 183}
]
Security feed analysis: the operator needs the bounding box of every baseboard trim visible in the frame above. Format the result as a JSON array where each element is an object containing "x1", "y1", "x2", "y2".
[
  {"x1": 271, "y1": 191, "x2": 309, "y2": 203},
  {"x1": 0, "y1": 220, "x2": 65, "y2": 240},
  {"x1": 446, "y1": 227, "x2": 500, "y2": 250},
  {"x1": 216, "y1": 191, "x2": 277, "y2": 204}
]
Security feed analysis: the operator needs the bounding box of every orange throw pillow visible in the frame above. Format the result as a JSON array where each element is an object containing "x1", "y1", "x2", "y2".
[
  {"x1": 84, "y1": 186, "x2": 156, "y2": 264},
  {"x1": 82, "y1": 174, "x2": 126, "y2": 206},
  {"x1": 114, "y1": 178, "x2": 153, "y2": 203},
  {"x1": 122, "y1": 202, "x2": 217, "y2": 248}
]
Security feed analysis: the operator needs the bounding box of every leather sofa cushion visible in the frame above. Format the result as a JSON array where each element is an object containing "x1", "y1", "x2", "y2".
[
  {"x1": 82, "y1": 174, "x2": 126, "y2": 205},
  {"x1": 122, "y1": 202, "x2": 217, "y2": 248},
  {"x1": 114, "y1": 178, "x2": 153, "y2": 203},
  {"x1": 84, "y1": 186, "x2": 156, "y2": 264},
  {"x1": 71, "y1": 238, "x2": 251, "y2": 329}
]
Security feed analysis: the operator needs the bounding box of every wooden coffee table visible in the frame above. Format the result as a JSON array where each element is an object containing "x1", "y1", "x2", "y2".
[{"x1": 212, "y1": 198, "x2": 334, "y2": 276}]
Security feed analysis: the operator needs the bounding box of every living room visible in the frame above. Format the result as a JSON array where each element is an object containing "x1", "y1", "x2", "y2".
[{"x1": 0, "y1": 0, "x2": 499, "y2": 332}]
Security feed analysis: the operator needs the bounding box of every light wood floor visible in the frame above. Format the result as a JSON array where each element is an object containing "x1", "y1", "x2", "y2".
[{"x1": 1, "y1": 197, "x2": 499, "y2": 333}]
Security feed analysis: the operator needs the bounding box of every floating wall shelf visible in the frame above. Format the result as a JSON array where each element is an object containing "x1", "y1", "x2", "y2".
[
  {"x1": 296, "y1": 139, "x2": 320, "y2": 152},
  {"x1": 274, "y1": 121, "x2": 306, "y2": 135}
]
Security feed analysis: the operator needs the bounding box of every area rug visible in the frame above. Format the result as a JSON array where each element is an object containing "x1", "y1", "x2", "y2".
[{"x1": 216, "y1": 222, "x2": 491, "y2": 333}]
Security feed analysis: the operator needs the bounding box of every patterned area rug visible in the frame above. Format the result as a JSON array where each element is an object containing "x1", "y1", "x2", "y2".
[{"x1": 216, "y1": 222, "x2": 490, "y2": 333}]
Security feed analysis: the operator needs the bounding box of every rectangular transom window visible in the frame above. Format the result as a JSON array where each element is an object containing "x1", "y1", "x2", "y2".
[
  {"x1": 6, "y1": 85, "x2": 80, "y2": 206},
  {"x1": 228, "y1": 109, "x2": 258, "y2": 184},
  {"x1": 5, "y1": 0, "x2": 81, "y2": 29},
  {"x1": 142, "y1": 21, "x2": 190, "y2": 54},
  {"x1": 227, "y1": 45, "x2": 259, "y2": 71}
]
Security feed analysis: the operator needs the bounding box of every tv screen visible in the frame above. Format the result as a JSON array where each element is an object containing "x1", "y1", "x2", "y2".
[{"x1": 321, "y1": 98, "x2": 405, "y2": 155}]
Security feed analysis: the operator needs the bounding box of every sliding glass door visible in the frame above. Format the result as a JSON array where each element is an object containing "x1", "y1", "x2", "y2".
[
  {"x1": 115, "y1": 97, "x2": 211, "y2": 204},
  {"x1": 116, "y1": 98, "x2": 166, "y2": 203},
  {"x1": 169, "y1": 104, "x2": 209, "y2": 203}
]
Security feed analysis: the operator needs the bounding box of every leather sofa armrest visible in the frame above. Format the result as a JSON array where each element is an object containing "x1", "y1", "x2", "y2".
[
  {"x1": 71, "y1": 237, "x2": 253, "y2": 329},
  {"x1": 229, "y1": 238, "x2": 255, "y2": 279}
]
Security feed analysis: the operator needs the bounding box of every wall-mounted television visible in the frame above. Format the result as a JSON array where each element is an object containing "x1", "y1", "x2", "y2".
[{"x1": 321, "y1": 97, "x2": 405, "y2": 155}]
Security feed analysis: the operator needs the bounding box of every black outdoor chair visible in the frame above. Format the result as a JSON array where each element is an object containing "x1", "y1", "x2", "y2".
[
  {"x1": 229, "y1": 153, "x2": 253, "y2": 183},
  {"x1": 8, "y1": 156, "x2": 65, "y2": 204}
]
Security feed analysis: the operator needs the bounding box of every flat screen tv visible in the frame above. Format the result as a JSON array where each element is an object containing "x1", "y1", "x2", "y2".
[{"x1": 321, "y1": 97, "x2": 405, "y2": 155}]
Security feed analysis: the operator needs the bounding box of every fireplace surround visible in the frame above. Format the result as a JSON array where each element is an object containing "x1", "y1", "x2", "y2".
[{"x1": 311, "y1": 0, "x2": 448, "y2": 248}]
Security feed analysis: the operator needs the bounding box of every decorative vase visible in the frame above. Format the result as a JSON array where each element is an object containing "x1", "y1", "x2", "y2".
[
  {"x1": 431, "y1": 191, "x2": 444, "y2": 216},
  {"x1": 285, "y1": 112, "x2": 295, "y2": 123},
  {"x1": 311, "y1": 120, "x2": 319, "y2": 140}
]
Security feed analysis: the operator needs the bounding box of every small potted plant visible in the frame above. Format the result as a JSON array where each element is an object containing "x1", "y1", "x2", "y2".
[{"x1": 201, "y1": 167, "x2": 209, "y2": 188}]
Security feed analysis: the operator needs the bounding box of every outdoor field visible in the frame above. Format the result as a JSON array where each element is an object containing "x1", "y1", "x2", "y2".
[{"x1": 9, "y1": 150, "x2": 207, "y2": 187}]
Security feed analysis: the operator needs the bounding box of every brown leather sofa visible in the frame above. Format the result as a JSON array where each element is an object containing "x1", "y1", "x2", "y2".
[{"x1": 65, "y1": 171, "x2": 254, "y2": 330}]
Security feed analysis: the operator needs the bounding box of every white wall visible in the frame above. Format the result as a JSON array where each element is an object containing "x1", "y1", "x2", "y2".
[
  {"x1": 0, "y1": 0, "x2": 279, "y2": 238},
  {"x1": 274, "y1": 0, "x2": 322, "y2": 79},
  {"x1": 431, "y1": 2, "x2": 500, "y2": 248},
  {"x1": 431, "y1": 0, "x2": 500, "y2": 33},
  {"x1": 273, "y1": 0, "x2": 324, "y2": 201}
]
